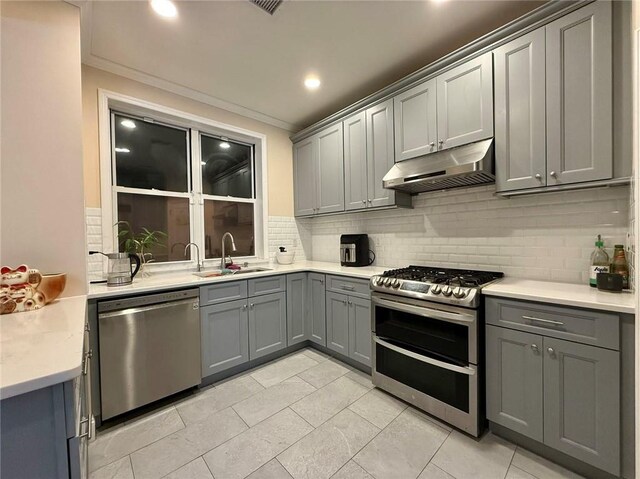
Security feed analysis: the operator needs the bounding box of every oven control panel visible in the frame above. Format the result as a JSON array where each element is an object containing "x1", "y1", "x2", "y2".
[{"x1": 370, "y1": 276, "x2": 479, "y2": 307}]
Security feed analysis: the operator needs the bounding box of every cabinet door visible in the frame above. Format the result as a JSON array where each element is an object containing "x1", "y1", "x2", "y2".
[
  {"x1": 201, "y1": 299, "x2": 249, "y2": 377},
  {"x1": 248, "y1": 292, "x2": 287, "y2": 360},
  {"x1": 436, "y1": 52, "x2": 493, "y2": 150},
  {"x1": 316, "y1": 123, "x2": 345, "y2": 214},
  {"x1": 543, "y1": 337, "x2": 620, "y2": 475},
  {"x1": 348, "y1": 296, "x2": 371, "y2": 366},
  {"x1": 307, "y1": 273, "x2": 326, "y2": 346},
  {"x1": 343, "y1": 112, "x2": 368, "y2": 211},
  {"x1": 366, "y1": 100, "x2": 395, "y2": 208},
  {"x1": 494, "y1": 28, "x2": 547, "y2": 192},
  {"x1": 286, "y1": 273, "x2": 307, "y2": 346},
  {"x1": 326, "y1": 291, "x2": 349, "y2": 355},
  {"x1": 546, "y1": 1, "x2": 612, "y2": 185},
  {"x1": 486, "y1": 326, "x2": 543, "y2": 442},
  {"x1": 393, "y1": 79, "x2": 437, "y2": 161},
  {"x1": 293, "y1": 137, "x2": 316, "y2": 217}
]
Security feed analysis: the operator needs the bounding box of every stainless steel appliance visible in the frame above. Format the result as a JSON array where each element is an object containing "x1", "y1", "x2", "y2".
[
  {"x1": 370, "y1": 266, "x2": 503, "y2": 436},
  {"x1": 383, "y1": 138, "x2": 494, "y2": 194},
  {"x1": 89, "y1": 251, "x2": 141, "y2": 286},
  {"x1": 98, "y1": 289, "x2": 200, "y2": 420},
  {"x1": 340, "y1": 234, "x2": 373, "y2": 267}
]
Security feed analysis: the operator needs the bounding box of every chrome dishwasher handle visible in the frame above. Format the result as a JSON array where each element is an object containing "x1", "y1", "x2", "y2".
[
  {"x1": 522, "y1": 315, "x2": 564, "y2": 326},
  {"x1": 374, "y1": 337, "x2": 476, "y2": 376}
]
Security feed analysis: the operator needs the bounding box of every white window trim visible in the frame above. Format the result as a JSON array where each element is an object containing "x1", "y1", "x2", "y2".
[{"x1": 98, "y1": 89, "x2": 269, "y2": 273}]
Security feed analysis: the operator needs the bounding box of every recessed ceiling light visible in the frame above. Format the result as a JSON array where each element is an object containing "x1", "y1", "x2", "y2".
[
  {"x1": 150, "y1": 0, "x2": 178, "y2": 18},
  {"x1": 219, "y1": 142, "x2": 231, "y2": 150},
  {"x1": 120, "y1": 119, "x2": 136, "y2": 129},
  {"x1": 115, "y1": 147, "x2": 130, "y2": 153},
  {"x1": 304, "y1": 76, "x2": 321, "y2": 90}
]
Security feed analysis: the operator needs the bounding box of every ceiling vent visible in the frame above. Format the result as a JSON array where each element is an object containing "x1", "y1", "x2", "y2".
[{"x1": 250, "y1": 0, "x2": 283, "y2": 15}]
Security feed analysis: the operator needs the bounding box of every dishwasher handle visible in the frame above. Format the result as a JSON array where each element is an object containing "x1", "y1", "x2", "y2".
[{"x1": 98, "y1": 297, "x2": 199, "y2": 319}]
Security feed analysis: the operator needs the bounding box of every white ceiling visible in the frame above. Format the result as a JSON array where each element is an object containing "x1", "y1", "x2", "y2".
[{"x1": 79, "y1": 0, "x2": 545, "y2": 131}]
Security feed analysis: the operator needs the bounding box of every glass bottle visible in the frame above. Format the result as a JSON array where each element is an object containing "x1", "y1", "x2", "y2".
[
  {"x1": 610, "y1": 244, "x2": 629, "y2": 289},
  {"x1": 589, "y1": 235, "x2": 610, "y2": 288}
]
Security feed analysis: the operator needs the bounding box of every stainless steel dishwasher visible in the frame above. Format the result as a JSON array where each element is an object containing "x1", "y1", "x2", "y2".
[{"x1": 98, "y1": 289, "x2": 200, "y2": 420}]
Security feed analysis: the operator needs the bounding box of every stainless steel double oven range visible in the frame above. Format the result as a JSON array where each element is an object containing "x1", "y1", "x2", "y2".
[{"x1": 370, "y1": 266, "x2": 503, "y2": 436}]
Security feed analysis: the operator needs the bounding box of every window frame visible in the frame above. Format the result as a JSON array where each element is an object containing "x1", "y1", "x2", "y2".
[{"x1": 98, "y1": 89, "x2": 269, "y2": 273}]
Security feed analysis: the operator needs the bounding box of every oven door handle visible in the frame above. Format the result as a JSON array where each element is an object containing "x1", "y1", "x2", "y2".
[
  {"x1": 372, "y1": 296, "x2": 475, "y2": 325},
  {"x1": 375, "y1": 337, "x2": 476, "y2": 376}
]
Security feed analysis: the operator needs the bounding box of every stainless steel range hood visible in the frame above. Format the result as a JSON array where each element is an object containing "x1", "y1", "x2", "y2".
[{"x1": 383, "y1": 139, "x2": 494, "y2": 195}]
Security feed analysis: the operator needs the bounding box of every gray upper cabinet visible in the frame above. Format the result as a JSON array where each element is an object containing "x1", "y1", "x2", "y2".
[
  {"x1": 201, "y1": 299, "x2": 249, "y2": 377},
  {"x1": 316, "y1": 123, "x2": 345, "y2": 214},
  {"x1": 486, "y1": 325, "x2": 543, "y2": 442},
  {"x1": 436, "y1": 52, "x2": 493, "y2": 150},
  {"x1": 344, "y1": 111, "x2": 368, "y2": 211},
  {"x1": 348, "y1": 295, "x2": 371, "y2": 367},
  {"x1": 286, "y1": 273, "x2": 308, "y2": 346},
  {"x1": 326, "y1": 291, "x2": 349, "y2": 355},
  {"x1": 366, "y1": 100, "x2": 396, "y2": 208},
  {"x1": 393, "y1": 79, "x2": 437, "y2": 161},
  {"x1": 494, "y1": 28, "x2": 547, "y2": 192},
  {"x1": 543, "y1": 337, "x2": 620, "y2": 475},
  {"x1": 248, "y1": 292, "x2": 287, "y2": 360},
  {"x1": 293, "y1": 137, "x2": 316, "y2": 217},
  {"x1": 546, "y1": 1, "x2": 612, "y2": 186},
  {"x1": 307, "y1": 273, "x2": 326, "y2": 346}
]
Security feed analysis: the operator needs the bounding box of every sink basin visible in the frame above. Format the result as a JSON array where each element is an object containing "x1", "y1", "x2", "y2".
[{"x1": 193, "y1": 267, "x2": 272, "y2": 278}]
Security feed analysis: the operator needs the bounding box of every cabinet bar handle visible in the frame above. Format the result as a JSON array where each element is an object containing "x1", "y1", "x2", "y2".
[
  {"x1": 341, "y1": 285, "x2": 355, "y2": 291},
  {"x1": 522, "y1": 315, "x2": 564, "y2": 326}
]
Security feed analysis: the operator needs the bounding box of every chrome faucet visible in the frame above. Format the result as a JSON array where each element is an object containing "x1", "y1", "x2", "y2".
[
  {"x1": 184, "y1": 243, "x2": 203, "y2": 272},
  {"x1": 220, "y1": 232, "x2": 237, "y2": 269}
]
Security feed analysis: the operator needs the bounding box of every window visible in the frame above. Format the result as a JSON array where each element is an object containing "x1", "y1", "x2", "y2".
[{"x1": 104, "y1": 96, "x2": 266, "y2": 269}]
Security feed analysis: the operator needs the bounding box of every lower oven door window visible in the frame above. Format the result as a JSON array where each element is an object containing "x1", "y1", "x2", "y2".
[{"x1": 375, "y1": 338, "x2": 471, "y2": 413}]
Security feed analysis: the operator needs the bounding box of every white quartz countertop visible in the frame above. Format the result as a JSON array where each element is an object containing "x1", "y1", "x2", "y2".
[
  {"x1": 483, "y1": 278, "x2": 636, "y2": 314},
  {"x1": 87, "y1": 261, "x2": 388, "y2": 299},
  {"x1": 0, "y1": 295, "x2": 87, "y2": 400}
]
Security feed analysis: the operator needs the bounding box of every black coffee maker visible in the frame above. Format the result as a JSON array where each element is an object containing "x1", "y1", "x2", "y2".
[{"x1": 340, "y1": 234, "x2": 373, "y2": 267}]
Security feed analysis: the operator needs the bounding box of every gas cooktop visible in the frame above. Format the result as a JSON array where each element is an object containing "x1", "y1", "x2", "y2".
[{"x1": 370, "y1": 266, "x2": 504, "y2": 308}]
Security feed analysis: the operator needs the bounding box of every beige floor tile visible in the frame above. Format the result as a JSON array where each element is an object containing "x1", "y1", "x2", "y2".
[
  {"x1": 89, "y1": 407, "x2": 184, "y2": 472},
  {"x1": 130, "y1": 407, "x2": 247, "y2": 479},
  {"x1": 176, "y1": 375, "x2": 264, "y2": 425},
  {"x1": 417, "y1": 463, "x2": 455, "y2": 479},
  {"x1": 511, "y1": 447, "x2": 584, "y2": 479},
  {"x1": 297, "y1": 359, "x2": 350, "y2": 388},
  {"x1": 331, "y1": 461, "x2": 373, "y2": 479},
  {"x1": 278, "y1": 409, "x2": 380, "y2": 479},
  {"x1": 163, "y1": 457, "x2": 213, "y2": 479},
  {"x1": 354, "y1": 409, "x2": 449, "y2": 479},
  {"x1": 301, "y1": 349, "x2": 331, "y2": 363},
  {"x1": 233, "y1": 376, "x2": 316, "y2": 426},
  {"x1": 203, "y1": 408, "x2": 313, "y2": 479},
  {"x1": 505, "y1": 465, "x2": 537, "y2": 479},
  {"x1": 348, "y1": 389, "x2": 407, "y2": 429},
  {"x1": 246, "y1": 459, "x2": 294, "y2": 479},
  {"x1": 291, "y1": 376, "x2": 369, "y2": 427},
  {"x1": 251, "y1": 353, "x2": 319, "y2": 388},
  {"x1": 89, "y1": 456, "x2": 134, "y2": 479},
  {"x1": 431, "y1": 431, "x2": 516, "y2": 479},
  {"x1": 344, "y1": 370, "x2": 374, "y2": 389}
]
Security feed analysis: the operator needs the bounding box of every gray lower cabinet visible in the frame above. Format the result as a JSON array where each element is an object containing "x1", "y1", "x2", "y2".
[
  {"x1": 307, "y1": 273, "x2": 326, "y2": 346},
  {"x1": 326, "y1": 291, "x2": 371, "y2": 367},
  {"x1": 326, "y1": 291, "x2": 349, "y2": 355},
  {"x1": 486, "y1": 298, "x2": 621, "y2": 476},
  {"x1": 201, "y1": 299, "x2": 249, "y2": 377},
  {"x1": 286, "y1": 273, "x2": 308, "y2": 346},
  {"x1": 248, "y1": 292, "x2": 287, "y2": 360},
  {"x1": 486, "y1": 325, "x2": 544, "y2": 442}
]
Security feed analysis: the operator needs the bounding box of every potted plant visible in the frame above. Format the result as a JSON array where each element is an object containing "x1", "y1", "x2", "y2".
[{"x1": 115, "y1": 221, "x2": 167, "y2": 276}]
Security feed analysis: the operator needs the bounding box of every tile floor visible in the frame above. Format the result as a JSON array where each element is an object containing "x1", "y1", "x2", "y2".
[{"x1": 89, "y1": 349, "x2": 584, "y2": 479}]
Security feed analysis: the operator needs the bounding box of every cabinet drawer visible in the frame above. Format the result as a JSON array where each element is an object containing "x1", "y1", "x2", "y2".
[
  {"x1": 248, "y1": 275, "x2": 285, "y2": 296},
  {"x1": 326, "y1": 275, "x2": 370, "y2": 298},
  {"x1": 200, "y1": 281, "x2": 248, "y2": 306},
  {"x1": 486, "y1": 297, "x2": 619, "y2": 350}
]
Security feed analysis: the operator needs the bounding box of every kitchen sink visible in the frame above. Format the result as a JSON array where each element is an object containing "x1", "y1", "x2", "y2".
[{"x1": 193, "y1": 267, "x2": 272, "y2": 278}]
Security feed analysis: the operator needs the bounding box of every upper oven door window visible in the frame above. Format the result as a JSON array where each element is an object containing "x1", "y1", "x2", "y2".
[{"x1": 373, "y1": 295, "x2": 473, "y2": 364}]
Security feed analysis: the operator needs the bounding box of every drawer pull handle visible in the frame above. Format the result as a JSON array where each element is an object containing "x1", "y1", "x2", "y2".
[
  {"x1": 341, "y1": 285, "x2": 355, "y2": 291},
  {"x1": 522, "y1": 315, "x2": 564, "y2": 326}
]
